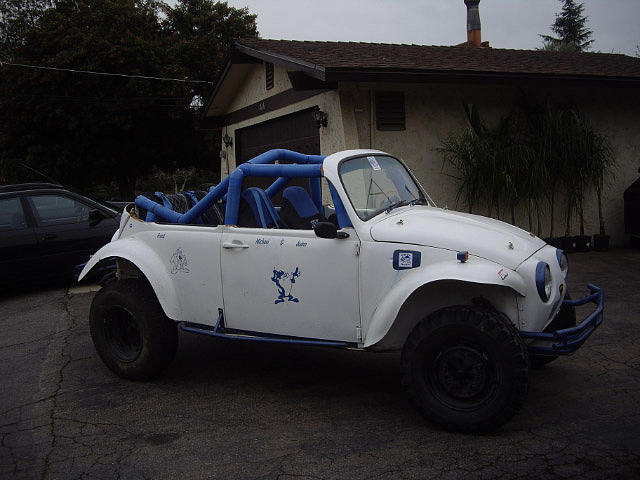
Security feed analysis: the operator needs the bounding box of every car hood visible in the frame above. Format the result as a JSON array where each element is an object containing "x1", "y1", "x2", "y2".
[{"x1": 369, "y1": 206, "x2": 545, "y2": 270}]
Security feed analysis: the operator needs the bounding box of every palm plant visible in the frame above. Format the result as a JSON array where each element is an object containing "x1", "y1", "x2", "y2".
[
  {"x1": 438, "y1": 96, "x2": 614, "y2": 246},
  {"x1": 438, "y1": 128, "x2": 484, "y2": 214},
  {"x1": 587, "y1": 127, "x2": 615, "y2": 236},
  {"x1": 438, "y1": 103, "x2": 495, "y2": 215}
]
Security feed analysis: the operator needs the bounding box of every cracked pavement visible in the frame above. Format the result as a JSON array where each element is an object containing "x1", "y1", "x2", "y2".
[{"x1": 1, "y1": 249, "x2": 639, "y2": 479}]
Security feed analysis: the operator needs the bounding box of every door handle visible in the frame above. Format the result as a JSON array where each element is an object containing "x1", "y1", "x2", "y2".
[
  {"x1": 42, "y1": 233, "x2": 57, "y2": 241},
  {"x1": 223, "y1": 242, "x2": 249, "y2": 249}
]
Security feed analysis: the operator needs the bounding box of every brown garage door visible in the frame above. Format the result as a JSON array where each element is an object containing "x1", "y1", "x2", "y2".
[{"x1": 235, "y1": 108, "x2": 320, "y2": 202}]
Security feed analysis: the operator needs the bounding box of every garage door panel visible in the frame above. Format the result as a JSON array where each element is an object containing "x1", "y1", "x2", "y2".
[{"x1": 235, "y1": 109, "x2": 320, "y2": 203}]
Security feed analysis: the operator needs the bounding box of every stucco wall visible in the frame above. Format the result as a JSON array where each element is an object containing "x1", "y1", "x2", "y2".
[
  {"x1": 340, "y1": 81, "x2": 640, "y2": 246},
  {"x1": 220, "y1": 90, "x2": 345, "y2": 177},
  {"x1": 225, "y1": 63, "x2": 292, "y2": 113},
  {"x1": 217, "y1": 67, "x2": 639, "y2": 245}
]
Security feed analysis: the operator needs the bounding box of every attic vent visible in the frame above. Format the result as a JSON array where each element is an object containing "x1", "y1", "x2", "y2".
[
  {"x1": 265, "y1": 62, "x2": 274, "y2": 90},
  {"x1": 375, "y1": 91, "x2": 405, "y2": 131}
]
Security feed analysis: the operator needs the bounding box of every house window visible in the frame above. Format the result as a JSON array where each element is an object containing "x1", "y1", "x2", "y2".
[
  {"x1": 375, "y1": 91, "x2": 405, "y2": 131},
  {"x1": 265, "y1": 62, "x2": 274, "y2": 90}
]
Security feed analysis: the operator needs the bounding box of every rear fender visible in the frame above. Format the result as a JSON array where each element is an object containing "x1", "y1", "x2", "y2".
[
  {"x1": 78, "y1": 239, "x2": 181, "y2": 321},
  {"x1": 363, "y1": 259, "x2": 526, "y2": 348}
]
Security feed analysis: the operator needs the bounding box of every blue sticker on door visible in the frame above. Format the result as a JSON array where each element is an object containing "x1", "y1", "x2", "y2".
[{"x1": 271, "y1": 267, "x2": 301, "y2": 304}]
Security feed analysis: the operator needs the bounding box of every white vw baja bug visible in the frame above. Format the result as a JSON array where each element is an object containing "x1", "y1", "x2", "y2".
[{"x1": 79, "y1": 149, "x2": 603, "y2": 432}]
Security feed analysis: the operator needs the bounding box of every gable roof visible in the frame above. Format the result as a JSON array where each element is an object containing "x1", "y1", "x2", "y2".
[
  {"x1": 203, "y1": 38, "x2": 640, "y2": 121},
  {"x1": 235, "y1": 38, "x2": 640, "y2": 83}
]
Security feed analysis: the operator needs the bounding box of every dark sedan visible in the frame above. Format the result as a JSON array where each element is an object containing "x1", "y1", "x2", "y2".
[{"x1": 0, "y1": 183, "x2": 121, "y2": 289}]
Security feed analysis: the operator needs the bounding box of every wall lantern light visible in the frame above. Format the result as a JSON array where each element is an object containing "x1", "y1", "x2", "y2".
[
  {"x1": 222, "y1": 133, "x2": 233, "y2": 147},
  {"x1": 313, "y1": 109, "x2": 328, "y2": 128}
]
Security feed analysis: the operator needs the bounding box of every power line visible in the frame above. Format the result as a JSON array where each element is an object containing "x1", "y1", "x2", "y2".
[{"x1": 0, "y1": 61, "x2": 213, "y2": 84}]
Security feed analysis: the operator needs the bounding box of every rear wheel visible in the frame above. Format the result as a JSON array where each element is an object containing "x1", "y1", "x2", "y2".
[
  {"x1": 401, "y1": 306, "x2": 529, "y2": 433},
  {"x1": 90, "y1": 279, "x2": 178, "y2": 380}
]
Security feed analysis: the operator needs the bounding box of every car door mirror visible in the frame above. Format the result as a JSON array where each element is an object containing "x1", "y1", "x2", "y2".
[{"x1": 314, "y1": 221, "x2": 349, "y2": 239}]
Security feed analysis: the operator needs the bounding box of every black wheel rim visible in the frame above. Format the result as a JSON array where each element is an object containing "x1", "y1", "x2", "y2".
[
  {"x1": 102, "y1": 306, "x2": 142, "y2": 363},
  {"x1": 423, "y1": 339, "x2": 501, "y2": 411}
]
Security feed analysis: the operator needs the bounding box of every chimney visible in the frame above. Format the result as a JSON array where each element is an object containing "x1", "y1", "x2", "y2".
[{"x1": 464, "y1": 0, "x2": 481, "y2": 47}]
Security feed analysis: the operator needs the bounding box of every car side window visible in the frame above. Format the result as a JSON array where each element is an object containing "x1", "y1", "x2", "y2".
[
  {"x1": 0, "y1": 197, "x2": 28, "y2": 231},
  {"x1": 29, "y1": 194, "x2": 90, "y2": 226}
]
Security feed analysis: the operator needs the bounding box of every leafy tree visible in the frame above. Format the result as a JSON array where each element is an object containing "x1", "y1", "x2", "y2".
[
  {"x1": 540, "y1": 0, "x2": 593, "y2": 52},
  {"x1": 0, "y1": 0, "x2": 258, "y2": 198},
  {"x1": 0, "y1": 0, "x2": 52, "y2": 60},
  {"x1": 163, "y1": 0, "x2": 257, "y2": 100}
]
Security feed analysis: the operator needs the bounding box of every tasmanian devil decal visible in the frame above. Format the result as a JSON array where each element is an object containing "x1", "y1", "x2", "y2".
[
  {"x1": 271, "y1": 267, "x2": 301, "y2": 304},
  {"x1": 170, "y1": 248, "x2": 189, "y2": 274}
]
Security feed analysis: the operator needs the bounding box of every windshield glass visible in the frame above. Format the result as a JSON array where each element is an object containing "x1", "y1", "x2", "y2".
[{"x1": 339, "y1": 155, "x2": 429, "y2": 221}]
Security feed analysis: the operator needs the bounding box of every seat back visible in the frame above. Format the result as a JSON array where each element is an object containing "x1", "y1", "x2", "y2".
[
  {"x1": 238, "y1": 187, "x2": 280, "y2": 228},
  {"x1": 280, "y1": 186, "x2": 326, "y2": 229}
]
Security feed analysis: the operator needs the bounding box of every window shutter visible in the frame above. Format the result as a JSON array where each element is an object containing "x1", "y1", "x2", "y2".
[
  {"x1": 375, "y1": 91, "x2": 405, "y2": 131},
  {"x1": 265, "y1": 62, "x2": 274, "y2": 90}
]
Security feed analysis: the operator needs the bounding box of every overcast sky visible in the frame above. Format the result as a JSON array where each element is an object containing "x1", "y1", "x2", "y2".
[{"x1": 217, "y1": 0, "x2": 639, "y2": 56}]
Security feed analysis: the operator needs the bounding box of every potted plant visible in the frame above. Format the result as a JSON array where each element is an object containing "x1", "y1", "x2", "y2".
[
  {"x1": 574, "y1": 113, "x2": 595, "y2": 252},
  {"x1": 553, "y1": 107, "x2": 581, "y2": 253},
  {"x1": 439, "y1": 102, "x2": 500, "y2": 217},
  {"x1": 589, "y1": 130, "x2": 615, "y2": 251}
]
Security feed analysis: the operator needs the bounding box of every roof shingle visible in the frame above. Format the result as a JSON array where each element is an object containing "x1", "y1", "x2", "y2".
[{"x1": 236, "y1": 38, "x2": 640, "y2": 80}]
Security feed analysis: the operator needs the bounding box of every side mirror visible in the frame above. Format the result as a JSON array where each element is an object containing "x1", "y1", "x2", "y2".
[{"x1": 314, "y1": 222, "x2": 349, "y2": 239}]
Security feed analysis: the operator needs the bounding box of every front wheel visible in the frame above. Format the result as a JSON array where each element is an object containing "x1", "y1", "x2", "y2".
[
  {"x1": 90, "y1": 279, "x2": 178, "y2": 380},
  {"x1": 401, "y1": 306, "x2": 529, "y2": 433}
]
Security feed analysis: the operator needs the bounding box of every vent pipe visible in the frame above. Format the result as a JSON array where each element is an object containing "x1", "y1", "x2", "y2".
[{"x1": 464, "y1": 0, "x2": 481, "y2": 47}]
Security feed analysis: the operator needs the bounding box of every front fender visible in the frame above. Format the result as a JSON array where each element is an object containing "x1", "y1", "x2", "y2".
[
  {"x1": 78, "y1": 238, "x2": 182, "y2": 321},
  {"x1": 363, "y1": 259, "x2": 526, "y2": 348}
]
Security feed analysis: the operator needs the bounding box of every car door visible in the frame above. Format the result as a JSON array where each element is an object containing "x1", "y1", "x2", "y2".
[
  {"x1": 0, "y1": 196, "x2": 39, "y2": 284},
  {"x1": 220, "y1": 226, "x2": 360, "y2": 342},
  {"x1": 27, "y1": 193, "x2": 118, "y2": 277}
]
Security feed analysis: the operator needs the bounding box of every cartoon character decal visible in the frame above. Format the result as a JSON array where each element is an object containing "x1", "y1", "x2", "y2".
[
  {"x1": 271, "y1": 267, "x2": 301, "y2": 304},
  {"x1": 170, "y1": 248, "x2": 190, "y2": 274}
]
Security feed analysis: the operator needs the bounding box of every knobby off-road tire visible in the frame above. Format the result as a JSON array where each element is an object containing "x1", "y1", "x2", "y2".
[
  {"x1": 530, "y1": 294, "x2": 577, "y2": 369},
  {"x1": 401, "y1": 306, "x2": 530, "y2": 433},
  {"x1": 90, "y1": 279, "x2": 178, "y2": 380}
]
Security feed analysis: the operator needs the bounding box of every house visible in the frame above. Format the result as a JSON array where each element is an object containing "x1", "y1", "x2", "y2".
[{"x1": 202, "y1": 4, "x2": 640, "y2": 245}]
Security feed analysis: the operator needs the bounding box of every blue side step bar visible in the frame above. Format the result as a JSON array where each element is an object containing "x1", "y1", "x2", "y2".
[
  {"x1": 180, "y1": 310, "x2": 356, "y2": 348},
  {"x1": 521, "y1": 284, "x2": 604, "y2": 355}
]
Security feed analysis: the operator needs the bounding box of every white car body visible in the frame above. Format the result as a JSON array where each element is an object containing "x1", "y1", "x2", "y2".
[{"x1": 79, "y1": 149, "x2": 567, "y2": 350}]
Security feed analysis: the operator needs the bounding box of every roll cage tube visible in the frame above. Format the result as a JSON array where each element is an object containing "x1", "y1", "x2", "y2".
[{"x1": 133, "y1": 149, "x2": 353, "y2": 228}]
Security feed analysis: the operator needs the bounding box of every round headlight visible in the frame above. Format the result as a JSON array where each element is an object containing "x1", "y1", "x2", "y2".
[
  {"x1": 556, "y1": 249, "x2": 568, "y2": 271},
  {"x1": 535, "y1": 262, "x2": 552, "y2": 302}
]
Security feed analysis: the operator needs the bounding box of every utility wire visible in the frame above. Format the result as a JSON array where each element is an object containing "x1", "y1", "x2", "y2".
[{"x1": 0, "y1": 61, "x2": 214, "y2": 84}]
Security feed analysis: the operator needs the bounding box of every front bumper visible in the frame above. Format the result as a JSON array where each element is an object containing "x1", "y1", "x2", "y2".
[{"x1": 520, "y1": 284, "x2": 604, "y2": 355}]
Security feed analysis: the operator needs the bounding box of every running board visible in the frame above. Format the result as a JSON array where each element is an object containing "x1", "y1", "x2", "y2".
[{"x1": 180, "y1": 309, "x2": 356, "y2": 348}]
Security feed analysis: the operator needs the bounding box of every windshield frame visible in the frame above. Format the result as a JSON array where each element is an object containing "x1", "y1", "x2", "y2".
[{"x1": 337, "y1": 154, "x2": 434, "y2": 222}]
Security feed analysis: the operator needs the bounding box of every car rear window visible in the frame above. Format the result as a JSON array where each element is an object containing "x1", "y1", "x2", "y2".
[
  {"x1": 0, "y1": 197, "x2": 27, "y2": 231},
  {"x1": 30, "y1": 194, "x2": 90, "y2": 226}
]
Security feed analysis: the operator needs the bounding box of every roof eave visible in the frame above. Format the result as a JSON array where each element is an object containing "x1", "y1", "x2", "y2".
[
  {"x1": 202, "y1": 49, "x2": 263, "y2": 119},
  {"x1": 325, "y1": 67, "x2": 640, "y2": 86},
  {"x1": 235, "y1": 43, "x2": 326, "y2": 81}
]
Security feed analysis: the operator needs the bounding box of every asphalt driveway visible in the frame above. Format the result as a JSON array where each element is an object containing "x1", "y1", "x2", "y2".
[{"x1": 1, "y1": 249, "x2": 639, "y2": 479}]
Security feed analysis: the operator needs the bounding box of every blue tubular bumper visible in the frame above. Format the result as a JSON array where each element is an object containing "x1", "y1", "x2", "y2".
[{"x1": 520, "y1": 284, "x2": 604, "y2": 355}]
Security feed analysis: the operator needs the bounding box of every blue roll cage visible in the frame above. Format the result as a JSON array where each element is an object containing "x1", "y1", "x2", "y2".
[{"x1": 134, "y1": 149, "x2": 352, "y2": 228}]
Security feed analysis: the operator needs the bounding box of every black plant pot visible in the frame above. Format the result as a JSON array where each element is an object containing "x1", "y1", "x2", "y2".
[
  {"x1": 575, "y1": 235, "x2": 592, "y2": 252},
  {"x1": 593, "y1": 234, "x2": 610, "y2": 252},
  {"x1": 559, "y1": 236, "x2": 577, "y2": 253}
]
